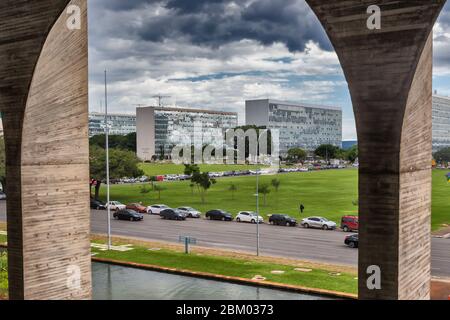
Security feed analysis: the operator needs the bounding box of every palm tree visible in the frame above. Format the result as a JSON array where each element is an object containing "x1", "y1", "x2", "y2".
[
  {"x1": 228, "y1": 183, "x2": 238, "y2": 200},
  {"x1": 154, "y1": 184, "x2": 166, "y2": 200},
  {"x1": 259, "y1": 184, "x2": 271, "y2": 206},
  {"x1": 271, "y1": 179, "x2": 280, "y2": 193}
]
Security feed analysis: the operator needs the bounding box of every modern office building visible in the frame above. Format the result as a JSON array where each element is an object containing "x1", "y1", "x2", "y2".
[
  {"x1": 432, "y1": 95, "x2": 450, "y2": 153},
  {"x1": 137, "y1": 107, "x2": 238, "y2": 160},
  {"x1": 246, "y1": 99, "x2": 342, "y2": 155},
  {"x1": 89, "y1": 112, "x2": 136, "y2": 137}
]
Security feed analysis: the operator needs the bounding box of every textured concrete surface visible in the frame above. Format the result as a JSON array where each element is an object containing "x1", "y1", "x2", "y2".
[
  {"x1": 306, "y1": 0, "x2": 446, "y2": 299},
  {"x1": 0, "y1": 0, "x2": 91, "y2": 300}
]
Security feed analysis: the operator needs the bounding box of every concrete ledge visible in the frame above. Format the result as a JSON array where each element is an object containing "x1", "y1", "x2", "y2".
[{"x1": 92, "y1": 256, "x2": 357, "y2": 300}]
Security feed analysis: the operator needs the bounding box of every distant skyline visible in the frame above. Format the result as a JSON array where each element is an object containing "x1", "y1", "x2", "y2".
[{"x1": 88, "y1": 0, "x2": 450, "y2": 140}]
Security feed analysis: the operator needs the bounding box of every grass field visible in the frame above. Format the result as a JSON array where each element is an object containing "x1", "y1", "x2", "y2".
[
  {"x1": 92, "y1": 241, "x2": 357, "y2": 295},
  {"x1": 99, "y1": 167, "x2": 450, "y2": 231},
  {"x1": 139, "y1": 163, "x2": 269, "y2": 176}
]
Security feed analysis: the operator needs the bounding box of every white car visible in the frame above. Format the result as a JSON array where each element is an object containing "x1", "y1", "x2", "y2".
[
  {"x1": 301, "y1": 217, "x2": 337, "y2": 230},
  {"x1": 0, "y1": 192, "x2": 6, "y2": 200},
  {"x1": 236, "y1": 211, "x2": 264, "y2": 224},
  {"x1": 177, "y1": 207, "x2": 201, "y2": 218},
  {"x1": 107, "y1": 201, "x2": 126, "y2": 211},
  {"x1": 147, "y1": 204, "x2": 170, "y2": 215}
]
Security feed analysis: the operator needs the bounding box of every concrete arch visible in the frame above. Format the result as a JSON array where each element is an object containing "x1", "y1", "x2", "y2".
[
  {"x1": 306, "y1": 1, "x2": 446, "y2": 299},
  {"x1": 0, "y1": 0, "x2": 90, "y2": 299}
]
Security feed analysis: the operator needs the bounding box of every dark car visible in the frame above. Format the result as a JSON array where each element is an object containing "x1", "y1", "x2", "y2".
[
  {"x1": 113, "y1": 209, "x2": 144, "y2": 221},
  {"x1": 205, "y1": 209, "x2": 233, "y2": 221},
  {"x1": 344, "y1": 234, "x2": 359, "y2": 248},
  {"x1": 160, "y1": 209, "x2": 186, "y2": 221},
  {"x1": 90, "y1": 199, "x2": 106, "y2": 210},
  {"x1": 126, "y1": 203, "x2": 147, "y2": 213},
  {"x1": 269, "y1": 214, "x2": 297, "y2": 226}
]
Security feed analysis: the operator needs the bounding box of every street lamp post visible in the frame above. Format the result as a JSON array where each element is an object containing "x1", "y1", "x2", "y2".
[
  {"x1": 104, "y1": 69, "x2": 112, "y2": 250},
  {"x1": 256, "y1": 168, "x2": 260, "y2": 257}
]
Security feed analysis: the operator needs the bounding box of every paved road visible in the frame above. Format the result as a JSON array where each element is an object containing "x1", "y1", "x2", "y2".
[{"x1": 0, "y1": 202, "x2": 449, "y2": 277}]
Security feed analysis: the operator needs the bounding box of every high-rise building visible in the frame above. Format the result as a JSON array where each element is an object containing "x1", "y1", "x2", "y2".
[
  {"x1": 432, "y1": 95, "x2": 450, "y2": 153},
  {"x1": 137, "y1": 107, "x2": 238, "y2": 161},
  {"x1": 246, "y1": 99, "x2": 342, "y2": 155},
  {"x1": 89, "y1": 112, "x2": 136, "y2": 137}
]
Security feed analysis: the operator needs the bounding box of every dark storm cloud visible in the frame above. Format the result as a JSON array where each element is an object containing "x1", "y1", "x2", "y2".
[{"x1": 90, "y1": 0, "x2": 332, "y2": 53}]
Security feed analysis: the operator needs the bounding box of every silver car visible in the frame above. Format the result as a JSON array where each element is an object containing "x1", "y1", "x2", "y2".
[
  {"x1": 301, "y1": 217, "x2": 337, "y2": 230},
  {"x1": 177, "y1": 207, "x2": 201, "y2": 218}
]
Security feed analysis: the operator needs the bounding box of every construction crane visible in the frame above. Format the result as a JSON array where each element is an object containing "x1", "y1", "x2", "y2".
[{"x1": 153, "y1": 94, "x2": 171, "y2": 108}]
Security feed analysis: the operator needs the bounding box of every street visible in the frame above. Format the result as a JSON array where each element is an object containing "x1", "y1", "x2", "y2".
[{"x1": 0, "y1": 202, "x2": 449, "y2": 277}]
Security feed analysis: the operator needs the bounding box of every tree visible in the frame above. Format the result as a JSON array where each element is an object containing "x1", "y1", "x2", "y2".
[
  {"x1": 228, "y1": 183, "x2": 238, "y2": 200},
  {"x1": 191, "y1": 172, "x2": 216, "y2": 204},
  {"x1": 89, "y1": 145, "x2": 144, "y2": 200},
  {"x1": 149, "y1": 176, "x2": 158, "y2": 190},
  {"x1": 90, "y1": 132, "x2": 136, "y2": 153},
  {"x1": 140, "y1": 185, "x2": 152, "y2": 194},
  {"x1": 345, "y1": 145, "x2": 358, "y2": 163},
  {"x1": 434, "y1": 147, "x2": 450, "y2": 163},
  {"x1": 184, "y1": 164, "x2": 200, "y2": 176},
  {"x1": 154, "y1": 184, "x2": 166, "y2": 200},
  {"x1": 259, "y1": 184, "x2": 271, "y2": 206},
  {"x1": 271, "y1": 179, "x2": 281, "y2": 193},
  {"x1": 314, "y1": 144, "x2": 341, "y2": 160},
  {"x1": 287, "y1": 148, "x2": 307, "y2": 163}
]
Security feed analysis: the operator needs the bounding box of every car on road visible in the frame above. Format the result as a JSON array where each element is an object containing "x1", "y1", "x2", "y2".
[
  {"x1": 344, "y1": 234, "x2": 359, "y2": 248},
  {"x1": 113, "y1": 209, "x2": 144, "y2": 221},
  {"x1": 147, "y1": 204, "x2": 170, "y2": 215},
  {"x1": 341, "y1": 216, "x2": 359, "y2": 232},
  {"x1": 236, "y1": 211, "x2": 264, "y2": 224},
  {"x1": 301, "y1": 217, "x2": 337, "y2": 230},
  {"x1": 90, "y1": 199, "x2": 106, "y2": 210},
  {"x1": 205, "y1": 209, "x2": 233, "y2": 221},
  {"x1": 177, "y1": 207, "x2": 201, "y2": 218},
  {"x1": 160, "y1": 208, "x2": 186, "y2": 221},
  {"x1": 107, "y1": 201, "x2": 126, "y2": 211},
  {"x1": 269, "y1": 214, "x2": 297, "y2": 226},
  {"x1": 126, "y1": 203, "x2": 147, "y2": 213}
]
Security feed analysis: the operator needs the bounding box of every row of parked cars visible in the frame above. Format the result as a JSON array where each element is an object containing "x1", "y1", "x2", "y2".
[{"x1": 91, "y1": 198, "x2": 360, "y2": 231}]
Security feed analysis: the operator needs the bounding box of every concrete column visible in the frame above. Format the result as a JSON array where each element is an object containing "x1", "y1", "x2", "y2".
[
  {"x1": 0, "y1": 0, "x2": 91, "y2": 300},
  {"x1": 306, "y1": 1, "x2": 445, "y2": 299}
]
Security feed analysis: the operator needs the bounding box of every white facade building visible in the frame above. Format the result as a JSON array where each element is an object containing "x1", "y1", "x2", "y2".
[
  {"x1": 246, "y1": 99, "x2": 342, "y2": 155},
  {"x1": 89, "y1": 112, "x2": 136, "y2": 137}
]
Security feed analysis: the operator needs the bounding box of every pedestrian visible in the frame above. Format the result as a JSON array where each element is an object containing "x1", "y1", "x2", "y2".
[{"x1": 300, "y1": 204, "x2": 305, "y2": 214}]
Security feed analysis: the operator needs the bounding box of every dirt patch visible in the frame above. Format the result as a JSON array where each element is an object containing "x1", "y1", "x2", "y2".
[{"x1": 91, "y1": 233, "x2": 357, "y2": 275}]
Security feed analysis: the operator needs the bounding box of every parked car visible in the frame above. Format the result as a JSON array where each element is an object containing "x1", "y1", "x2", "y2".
[
  {"x1": 205, "y1": 209, "x2": 233, "y2": 221},
  {"x1": 160, "y1": 208, "x2": 186, "y2": 221},
  {"x1": 236, "y1": 211, "x2": 264, "y2": 224},
  {"x1": 147, "y1": 204, "x2": 170, "y2": 215},
  {"x1": 345, "y1": 234, "x2": 359, "y2": 248},
  {"x1": 177, "y1": 207, "x2": 201, "y2": 218},
  {"x1": 0, "y1": 192, "x2": 6, "y2": 200},
  {"x1": 113, "y1": 209, "x2": 144, "y2": 221},
  {"x1": 90, "y1": 199, "x2": 106, "y2": 210},
  {"x1": 269, "y1": 214, "x2": 297, "y2": 226},
  {"x1": 341, "y1": 216, "x2": 359, "y2": 232},
  {"x1": 126, "y1": 203, "x2": 147, "y2": 213},
  {"x1": 107, "y1": 201, "x2": 126, "y2": 211},
  {"x1": 301, "y1": 217, "x2": 337, "y2": 230}
]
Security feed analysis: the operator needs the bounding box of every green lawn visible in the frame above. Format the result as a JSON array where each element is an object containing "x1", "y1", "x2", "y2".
[
  {"x1": 101, "y1": 169, "x2": 358, "y2": 223},
  {"x1": 92, "y1": 243, "x2": 357, "y2": 295},
  {"x1": 99, "y1": 167, "x2": 450, "y2": 231},
  {"x1": 139, "y1": 163, "x2": 269, "y2": 176}
]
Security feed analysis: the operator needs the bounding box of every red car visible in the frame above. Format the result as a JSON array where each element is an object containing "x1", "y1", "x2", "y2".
[
  {"x1": 341, "y1": 216, "x2": 359, "y2": 232},
  {"x1": 126, "y1": 203, "x2": 147, "y2": 213}
]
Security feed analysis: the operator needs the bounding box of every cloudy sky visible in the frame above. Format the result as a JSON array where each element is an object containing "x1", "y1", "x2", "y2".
[{"x1": 88, "y1": 0, "x2": 450, "y2": 140}]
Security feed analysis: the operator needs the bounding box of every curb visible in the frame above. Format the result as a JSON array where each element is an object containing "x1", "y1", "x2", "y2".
[{"x1": 92, "y1": 256, "x2": 357, "y2": 300}]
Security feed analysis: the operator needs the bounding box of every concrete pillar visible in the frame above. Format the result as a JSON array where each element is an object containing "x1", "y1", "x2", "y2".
[
  {"x1": 306, "y1": 1, "x2": 445, "y2": 299},
  {"x1": 0, "y1": 0, "x2": 91, "y2": 300}
]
